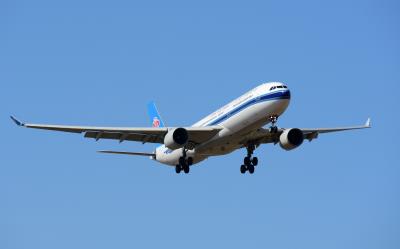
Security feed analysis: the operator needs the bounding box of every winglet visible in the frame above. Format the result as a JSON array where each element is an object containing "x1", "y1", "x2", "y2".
[
  {"x1": 365, "y1": 118, "x2": 371, "y2": 128},
  {"x1": 10, "y1": 116, "x2": 25, "y2": 126}
]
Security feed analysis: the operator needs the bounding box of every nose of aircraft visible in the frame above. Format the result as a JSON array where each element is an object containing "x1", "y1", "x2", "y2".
[{"x1": 281, "y1": 89, "x2": 291, "y2": 99}]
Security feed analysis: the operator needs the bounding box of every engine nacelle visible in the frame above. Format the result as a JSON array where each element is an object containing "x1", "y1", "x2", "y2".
[
  {"x1": 279, "y1": 128, "x2": 304, "y2": 151},
  {"x1": 163, "y1": 128, "x2": 189, "y2": 150}
]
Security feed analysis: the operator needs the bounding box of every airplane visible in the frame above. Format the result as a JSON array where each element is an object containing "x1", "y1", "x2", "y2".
[{"x1": 10, "y1": 82, "x2": 371, "y2": 174}]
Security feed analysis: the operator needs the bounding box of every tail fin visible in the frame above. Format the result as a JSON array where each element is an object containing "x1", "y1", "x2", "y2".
[{"x1": 147, "y1": 101, "x2": 165, "y2": 128}]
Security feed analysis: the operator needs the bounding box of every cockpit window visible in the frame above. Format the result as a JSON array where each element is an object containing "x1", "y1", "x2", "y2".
[{"x1": 270, "y1": 85, "x2": 288, "y2": 91}]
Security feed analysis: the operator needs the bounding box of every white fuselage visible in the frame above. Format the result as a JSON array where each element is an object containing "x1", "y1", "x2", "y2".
[{"x1": 155, "y1": 82, "x2": 291, "y2": 166}]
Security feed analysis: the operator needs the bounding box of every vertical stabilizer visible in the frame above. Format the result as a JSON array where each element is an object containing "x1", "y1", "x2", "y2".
[{"x1": 147, "y1": 101, "x2": 165, "y2": 128}]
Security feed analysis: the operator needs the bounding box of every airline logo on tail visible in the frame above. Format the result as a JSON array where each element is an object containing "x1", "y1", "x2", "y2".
[
  {"x1": 152, "y1": 117, "x2": 161, "y2": 127},
  {"x1": 147, "y1": 101, "x2": 165, "y2": 128}
]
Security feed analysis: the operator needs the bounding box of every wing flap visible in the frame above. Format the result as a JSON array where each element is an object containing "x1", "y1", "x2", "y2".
[{"x1": 84, "y1": 131, "x2": 163, "y2": 143}]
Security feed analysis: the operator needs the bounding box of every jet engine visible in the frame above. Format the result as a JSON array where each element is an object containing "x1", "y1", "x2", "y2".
[
  {"x1": 279, "y1": 128, "x2": 304, "y2": 151},
  {"x1": 164, "y1": 128, "x2": 189, "y2": 150}
]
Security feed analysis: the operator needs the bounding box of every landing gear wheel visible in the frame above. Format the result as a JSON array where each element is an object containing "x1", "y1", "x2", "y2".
[
  {"x1": 240, "y1": 165, "x2": 247, "y2": 174},
  {"x1": 252, "y1": 157, "x2": 258, "y2": 166},
  {"x1": 244, "y1": 156, "x2": 251, "y2": 166},
  {"x1": 248, "y1": 165, "x2": 255, "y2": 174},
  {"x1": 183, "y1": 165, "x2": 190, "y2": 174},
  {"x1": 176, "y1": 147, "x2": 192, "y2": 174},
  {"x1": 240, "y1": 143, "x2": 259, "y2": 174},
  {"x1": 179, "y1": 157, "x2": 185, "y2": 166}
]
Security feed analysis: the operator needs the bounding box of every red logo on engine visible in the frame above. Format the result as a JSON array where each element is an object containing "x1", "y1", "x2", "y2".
[{"x1": 152, "y1": 117, "x2": 160, "y2": 127}]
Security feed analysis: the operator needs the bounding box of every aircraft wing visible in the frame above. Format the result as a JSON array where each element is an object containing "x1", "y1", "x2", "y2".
[
  {"x1": 241, "y1": 118, "x2": 371, "y2": 145},
  {"x1": 10, "y1": 116, "x2": 222, "y2": 144}
]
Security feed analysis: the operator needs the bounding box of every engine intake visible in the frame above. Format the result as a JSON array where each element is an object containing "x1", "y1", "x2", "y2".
[
  {"x1": 164, "y1": 128, "x2": 189, "y2": 150},
  {"x1": 279, "y1": 128, "x2": 304, "y2": 151}
]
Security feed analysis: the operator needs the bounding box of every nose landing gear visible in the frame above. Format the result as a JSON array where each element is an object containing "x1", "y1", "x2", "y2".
[
  {"x1": 240, "y1": 144, "x2": 258, "y2": 174},
  {"x1": 269, "y1": 115, "x2": 279, "y2": 133}
]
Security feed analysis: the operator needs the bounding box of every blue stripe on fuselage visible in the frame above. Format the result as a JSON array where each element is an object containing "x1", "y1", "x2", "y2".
[{"x1": 205, "y1": 90, "x2": 290, "y2": 126}]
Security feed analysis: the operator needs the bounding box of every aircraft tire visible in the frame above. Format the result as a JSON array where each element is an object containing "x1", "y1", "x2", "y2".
[
  {"x1": 179, "y1": 157, "x2": 185, "y2": 166},
  {"x1": 252, "y1": 157, "x2": 258, "y2": 166},
  {"x1": 248, "y1": 165, "x2": 255, "y2": 174},
  {"x1": 240, "y1": 165, "x2": 246, "y2": 174},
  {"x1": 183, "y1": 165, "x2": 190, "y2": 174},
  {"x1": 244, "y1": 156, "x2": 251, "y2": 166}
]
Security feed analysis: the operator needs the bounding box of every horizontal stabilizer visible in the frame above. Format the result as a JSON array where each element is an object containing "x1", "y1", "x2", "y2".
[{"x1": 98, "y1": 150, "x2": 155, "y2": 157}]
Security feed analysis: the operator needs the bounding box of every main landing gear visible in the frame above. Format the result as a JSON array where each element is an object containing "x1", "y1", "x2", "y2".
[
  {"x1": 175, "y1": 148, "x2": 193, "y2": 174},
  {"x1": 240, "y1": 144, "x2": 258, "y2": 174}
]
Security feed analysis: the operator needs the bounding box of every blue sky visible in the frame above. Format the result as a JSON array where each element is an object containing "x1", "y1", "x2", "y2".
[{"x1": 1, "y1": 0, "x2": 399, "y2": 248}]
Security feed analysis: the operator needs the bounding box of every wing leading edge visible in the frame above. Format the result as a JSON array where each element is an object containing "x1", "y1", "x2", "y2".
[
  {"x1": 300, "y1": 118, "x2": 371, "y2": 134},
  {"x1": 10, "y1": 116, "x2": 222, "y2": 145},
  {"x1": 242, "y1": 118, "x2": 371, "y2": 145}
]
